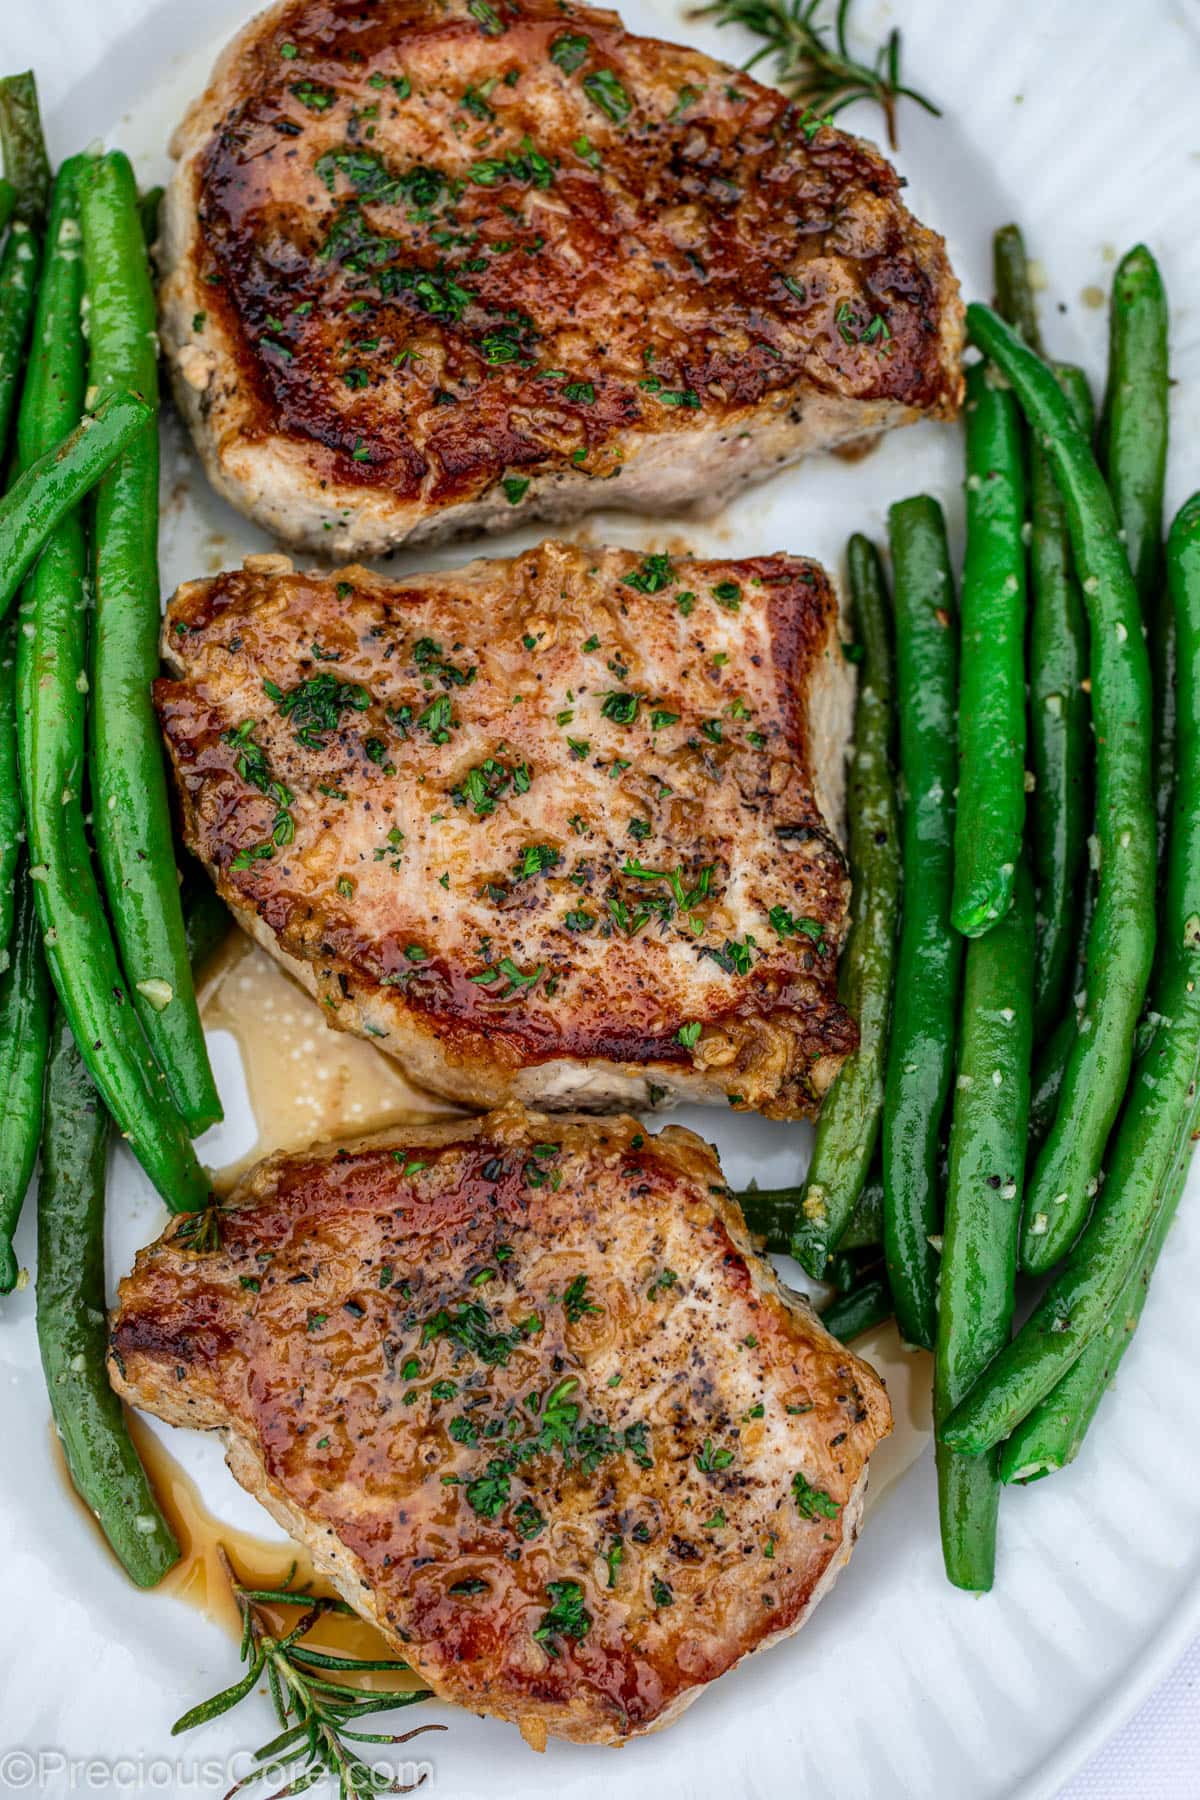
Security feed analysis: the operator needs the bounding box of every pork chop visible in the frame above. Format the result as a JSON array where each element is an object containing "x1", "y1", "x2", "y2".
[
  {"x1": 156, "y1": 539, "x2": 857, "y2": 1117},
  {"x1": 160, "y1": 0, "x2": 963, "y2": 556},
  {"x1": 109, "y1": 1107, "x2": 891, "y2": 1747}
]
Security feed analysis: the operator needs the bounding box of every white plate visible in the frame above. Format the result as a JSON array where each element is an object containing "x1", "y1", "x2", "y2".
[{"x1": 2, "y1": 2, "x2": 1200, "y2": 1796}]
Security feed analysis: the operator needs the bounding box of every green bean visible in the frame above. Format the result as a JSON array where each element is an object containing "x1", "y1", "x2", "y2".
[
  {"x1": 1100, "y1": 247, "x2": 1170, "y2": 870},
  {"x1": 950, "y1": 359, "x2": 1028, "y2": 937},
  {"x1": 1000, "y1": 1103, "x2": 1196, "y2": 1483},
  {"x1": 0, "y1": 857, "x2": 50, "y2": 1290},
  {"x1": 1028, "y1": 1012, "x2": 1071, "y2": 1153},
  {"x1": 821, "y1": 1276, "x2": 892, "y2": 1343},
  {"x1": 836, "y1": 1170, "x2": 884, "y2": 1250},
  {"x1": 81, "y1": 151, "x2": 221, "y2": 1137},
  {"x1": 941, "y1": 489, "x2": 1200, "y2": 1457},
  {"x1": 792, "y1": 536, "x2": 900, "y2": 1277},
  {"x1": 1099, "y1": 246, "x2": 1169, "y2": 637},
  {"x1": 36, "y1": 1004, "x2": 180, "y2": 1584},
  {"x1": 1028, "y1": 876, "x2": 1093, "y2": 1150},
  {"x1": 1030, "y1": 367, "x2": 1095, "y2": 1039},
  {"x1": 1101, "y1": 246, "x2": 1165, "y2": 878},
  {"x1": 16, "y1": 159, "x2": 211, "y2": 1214},
  {"x1": 0, "y1": 613, "x2": 18, "y2": 959},
  {"x1": 0, "y1": 218, "x2": 40, "y2": 460},
  {"x1": 138, "y1": 184, "x2": 164, "y2": 251},
  {"x1": 881, "y1": 495, "x2": 960, "y2": 1349},
  {"x1": 967, "y1": 304, "x2": 1157, "y2": 1275},
  {"x1": 935, "y1": 859, "x2": 1034, "y2": 1589},
  {"x1": 999, "y1": 490, "x2": 1200, "y2": 1480},
  {"x1": 0, "y1": 179, "x2": 14, "y2": 235},
  {"x1": 737, "y1": 1167, "x2": 883, "y2": 1255},
  {"x1": 0, "y1": 73, "x2": 51, "y2": 226},
  {"x1": 180, "y1": 854, "x2": 230, "y2": 973},
  {"x1": 992, "y1": 224, "x2": 1042, "y2": 352},
  {"x1": 0, "y1": 389, "x2": 150, "y2": 620}
]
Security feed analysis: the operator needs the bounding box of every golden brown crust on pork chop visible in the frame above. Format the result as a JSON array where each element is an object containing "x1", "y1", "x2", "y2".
[
  {"x1": 160, "y1": 0, "x2": 963, "y2": 555},
  {"x1": 109, "y1": 1109, "x2": 891, "y2": 1746},
  {"x1": 156, "y1": 540, "x2": 856, "y2": 1117}
]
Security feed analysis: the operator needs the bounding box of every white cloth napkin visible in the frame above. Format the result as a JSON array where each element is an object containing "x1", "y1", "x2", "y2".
[{"x1": 1059, "y1": 1638, "x2": 1200, "y2": 1796}]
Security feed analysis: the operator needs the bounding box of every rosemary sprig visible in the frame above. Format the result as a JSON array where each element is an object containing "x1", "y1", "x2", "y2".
[
  {"x1": 694, "y1": 0, "x2": 940, "y2": 149},
  {"x1": 174, "y1": 1201, "x2": 226, "y2": 1255},
  {"x1": 172, "y1": 1549, "x2": 444, "y2": 1799}
]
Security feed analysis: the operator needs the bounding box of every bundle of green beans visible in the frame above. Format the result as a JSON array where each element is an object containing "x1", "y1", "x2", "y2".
[
  {"x1": 734, "y1": 223, "x2": 1192, "y2": 1592},
  {"x1": 931, "y1": 239, "x2": 1193, "y2": 1581},
  {"x1": 0, "y1": 75, "x2": 235, "y2": 1582},
  {"x1": 0, "y1": 89, "x2": 219, "y2": 1247}
]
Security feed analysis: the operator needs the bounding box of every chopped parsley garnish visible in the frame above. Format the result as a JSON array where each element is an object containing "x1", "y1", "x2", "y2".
[
  {"x1": 600, "y1": 691, "x2": 640, "y2": 725},
  {"x1": 452, "y1": 755, "x2": 532, "y2": 816},
  {"x1": 416, "y1": 693, "x2": 455, "y2": 742},
  {"x1": 704, "y1": 935, "x2": 756, "y2": 977},
  {"x1": 315, "y1": 150, "x2": 447, "y2": 219},
  {"x1": 517, "y1": 843, "x2": 560, "y2": 878},
  {"x1": 622, "y1": 552, "x2": 676, "y2": 594},
  {"x1": 619, "y1": 858, "x2": 715, "y2": 934},
  {"x1": 583, "y1": 68, "x2": 631, "y2": 124},
  {"x1": 479, "y1": 325, "x2": 530, "y2": 365},
  {"x1": 799, "y1": 104, "x2": 834, "y2": 141},
  {"x1": 550, "y1": 33, "x2": 591, "y2": 73},
  {"x1": 695, "y1": 1436, "x2": 734, "y2": 1473},
  {"x1": 468, "y1": 0, "x2": 505, "y2": 35},
  {"x1": 677, "y1": 1021, "x2": 702, "y2": 1049},
  {"x1": 624, "y1": 1421, "x2": 653, "y2": 1469},
  {"x1": 792, "y1": 1471, "x2": 840, "y2": 1520},
  {"x1": 533, "y1": 1580, "x2": 591, "y2": 1655},
  {"x1": 262, "y1": 669, "x2": 370, "y2": 745},
  {"x1": 769, "y1": 906, "x2": 825, "y2": 947},
  {"x1": 373, "y1": 824, "x2": 405, "y2": 870},
  {"x1": 470, "y1": 956, "x2": 544, "y2": 999},
  {"x1": 222, "y1": 719, "x2": 294, "y2": 866},
  {"x1": 469, "y1": 140, "x2": 554, "y2": 189},
  {"x1": 514, "y1": 1498, "x2": 546, "y2": 1539},
  {"x1": 563, "y1": 1273, "x2": 601, "y2": 1323},
  {"x1": 651, "y1": 1576, "x2": 674, "y2": 1608},
  {"x1": 605, "y1": 1537, "x2": 624, "y2": 1588},
  {"x1": 291, "y1": 80, "x2": 335, "y2": 112},
  {"x1": 647, "y1": 1267, "x2": 678, "y2": 1296},
  {"x1": 502, "y1": 475, "x2": 530, "y2": 504},
  {"x1": 460, "y1": 79, "x2": 497, "y2": 120},
  {"x1": 639, "y1": 378, "x2": 701, "y2": 409},
  {"x1": 421, "y1": 1301, "x2": 522, "y2": 1366}
]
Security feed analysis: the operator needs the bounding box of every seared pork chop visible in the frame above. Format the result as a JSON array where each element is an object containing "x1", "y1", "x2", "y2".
[
  {"x1": 156, "y1": 540, "x2": 857, "y2": 1117},
  {"x1": 161, "y1": 0, "x2": 963, "y2": 556},
  {"x1": 110, "y1": 1108, "x2": 891, "y2": 1747}
]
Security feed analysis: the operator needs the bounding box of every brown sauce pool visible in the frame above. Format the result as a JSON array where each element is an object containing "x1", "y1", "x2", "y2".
[
  {"x1": 196, "y1": 928, "x2": 459, "y2": 1195},
  {"x1": 129, "y1": 1418, "x2": 423, "y2": 1689}
]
